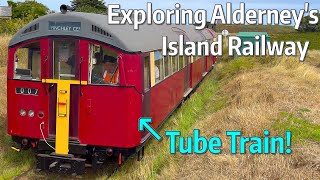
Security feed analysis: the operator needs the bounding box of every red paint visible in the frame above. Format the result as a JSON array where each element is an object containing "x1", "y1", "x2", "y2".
[
  {"x1": 7, "y1": 37, "x2": 215, "y2": 151},
  {"x1": 79, "y1": 85, "x2": 142, "y2": 148},
  {"x1": 191, "y1": 57, "x2": 206, "y2": 88},
  {"x1": 149, "y1": 70, "x2": 185, "y2": 130},
  {"x1": 7, "y1": 80, "x2": 49, "y2": 139}
]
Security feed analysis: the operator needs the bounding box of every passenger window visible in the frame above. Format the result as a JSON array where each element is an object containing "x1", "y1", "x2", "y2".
[
  {"x1": 89, "y1": 44, "x2": 119, "y2": 85},
  {"x1": 171, "y1": 56, "x2": 178, "y2": 73},
  {"x1": 178, "y1": 56, "x2": 184, "y2": 70},
  {"x1": 14, "y1": 42, "x2": 41, "y2": 80},
  {"x1": 184, "y1": 55, "x2": 188, "y2": 66},
  {"x1": 164, "y1": 56, "x2": 170, "y2": 78},
  {"x1": 154, "y1": 51, "x2": 163, "y2": 83},
  {"x1": 144, "y1": 55, "x2": 151, "y2": 91}
]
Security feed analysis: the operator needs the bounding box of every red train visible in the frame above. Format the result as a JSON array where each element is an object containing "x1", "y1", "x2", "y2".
[{"x1": 7, "y1": 6, "x2": 216, "y2": 175}]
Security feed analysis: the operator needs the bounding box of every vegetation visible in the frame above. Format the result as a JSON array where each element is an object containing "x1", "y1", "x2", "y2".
[
  {"x1": 0, "y1": 1, "x2": 49, "y2": 34},
  {"x1": 215, "y1": 24, "x2": 296, "y2": 34},
  {"x1": 273, "y1": 111, "x2": 320, "y2": 143},
  {"x1": 0, "y1": 35, "x2": 11, "y2": 66},
  {"x1": 0, "y1": 0, "x2": 109, "y2": 34},
  {"x1": 298, "y1": 13, "x2": 320, "y2": 32},
  {"x1": 71, "y1": 0, "x2": 107, "y2": 14},
  {"x1": 272, "y1": 32, "x2": 320, "y2": 50},
  {"x1": 7, "y1": 0, "x2": 48, "y2": 19}
]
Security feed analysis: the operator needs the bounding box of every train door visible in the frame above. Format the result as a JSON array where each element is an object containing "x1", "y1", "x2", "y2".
[
  {"x1": 48, "y1": 39, "x2": 81, "y2": 140},
  {"x1": 141, "y1": 53, "x2": 151, "y2": 139},
  {"x1": 142, "y1": 53, "x2": 151, "y2": 117},
  {"x1": 203, "y1": 56, "x2": 207, "y2": 75}
]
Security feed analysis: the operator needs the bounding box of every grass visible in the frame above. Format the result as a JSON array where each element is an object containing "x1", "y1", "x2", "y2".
[
  {"x1": 273, "y1": 111, "x2": 320, "y2": 143},
  {"x1": 161, "y1": 52, "x2": 320, "y2": 179},
  {"x1": 0, "y1": 35, "x2": 11, "y2": 67},
  {"x1": 216, "y1": 24, "x2": 296, "y2": 34},
  {"x1": 272, "y1": 32, "x2": 320, "y2": 50},
  {"x1": 0, "y1": 67, "x2": 35, "y2": 179},
  {"x1": 214, "y1": 56, "x2": 256, "y2": 80},
  {"x1": 0, "y1": 35, "x2": 37, "y2": 178}
]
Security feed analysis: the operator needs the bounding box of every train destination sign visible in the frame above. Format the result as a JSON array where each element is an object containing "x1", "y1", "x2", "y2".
[{"x1": 48, "y1": 21, "x2": 81, "y2": 32}]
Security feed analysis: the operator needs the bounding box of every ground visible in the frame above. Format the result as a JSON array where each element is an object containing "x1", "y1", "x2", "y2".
[{"x1": 1, "y1": 31, "x2": 320, "y2": 179}]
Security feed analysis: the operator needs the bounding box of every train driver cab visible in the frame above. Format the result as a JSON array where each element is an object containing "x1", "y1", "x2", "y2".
[{"x1": 89, "y1": 44, "x2": 119, "y2": 85}]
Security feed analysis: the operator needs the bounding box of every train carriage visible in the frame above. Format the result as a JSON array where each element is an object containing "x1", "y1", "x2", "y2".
[{"x1": 7, "y1": 8, "x2": 216, "y2": 174}]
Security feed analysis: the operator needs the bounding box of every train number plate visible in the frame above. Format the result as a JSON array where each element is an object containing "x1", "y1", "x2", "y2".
[{"x1": 16, "y1": 88, "x2": 39, "y2": 96}]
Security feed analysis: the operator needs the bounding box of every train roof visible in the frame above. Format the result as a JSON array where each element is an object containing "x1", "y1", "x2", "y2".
[{"x1": 9, "y1": 12, "x2": 216, "y2": 53}]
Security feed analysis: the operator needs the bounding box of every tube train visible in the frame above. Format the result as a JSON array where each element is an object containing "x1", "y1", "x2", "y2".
[{"x1": 7, "y1": 5, "x2": 216, "y2": 175}]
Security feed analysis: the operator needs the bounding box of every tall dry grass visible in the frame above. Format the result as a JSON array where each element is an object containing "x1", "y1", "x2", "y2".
[
  {"x1": 0, "y1": 35, "x2": 11, "y2": 67},
  {"x1": 0, "y1": 67, "x2": 7, "y2": 164},
  {"x1": 0, "y1": 35, "x2": 10, "y2": 148},
  {"x1": 157, "y1": 54, "x2": 320, "y2": 179}
]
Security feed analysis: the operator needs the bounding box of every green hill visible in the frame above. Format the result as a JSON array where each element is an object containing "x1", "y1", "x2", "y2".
[{"x1": 215, "y1": 24, "x2": 296, "y2": 34}]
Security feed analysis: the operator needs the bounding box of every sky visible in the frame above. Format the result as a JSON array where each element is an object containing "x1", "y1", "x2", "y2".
[
  {"x1": 0, "y1": 0, "x2": 319, "y2": 12},
  {"x1": 1, "y1": 0, "x2": 319, "y2": 26}
]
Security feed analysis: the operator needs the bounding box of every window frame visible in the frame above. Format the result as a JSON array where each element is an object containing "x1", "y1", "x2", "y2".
[
  {"x1": 142, "y1": 53, "x2": 151, "y2": 92},
  {"x1": 13, "y1": 41, "x2": 42, "y2": 81},
  {"x1": 88, "y1": 42, "x2": 120, "y2": 86}
]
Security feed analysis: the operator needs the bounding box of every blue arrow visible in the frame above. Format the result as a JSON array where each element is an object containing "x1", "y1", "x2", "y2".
[{"x1": 139, "y1": 118, "x2": 162, "y2": 141}]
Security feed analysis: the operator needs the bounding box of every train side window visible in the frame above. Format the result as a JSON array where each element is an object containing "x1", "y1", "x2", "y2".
[
  {"x1": 89, "y1": 44, "x2": 119, "y2": 85},
  {"x1": 164, "y1": 56, "x2": 170, "y2": 78},
  {"x1": 171, "y1": 56, "x2": 178, "y2": 73},
  {"x1": 185, "y1": 55, "x2": 189, "y2": 66},
  {"x1": 154, "y1": 51, "x2": 163, "y2": 83},
  {"x1": 178, "y1": 56, "x2": 184, "y2": 70},
  {"x1": 14, "y1": 42, "x2": 41, "y2": 81},
  {"x1": 144, "y1": 55, "x2": 151, "y2": 91}
]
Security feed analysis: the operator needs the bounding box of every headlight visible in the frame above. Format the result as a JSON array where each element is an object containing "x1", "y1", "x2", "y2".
[
  {"x1": 20, "y1": 109, "x2": 26, "y2": 116},
  {"x1": 28, "y1": 110, "x2": 34, "y2": 117}
]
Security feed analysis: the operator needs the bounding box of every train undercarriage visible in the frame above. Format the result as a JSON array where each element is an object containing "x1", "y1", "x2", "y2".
[{"x1": 11, "y1": 136, "x2": 145, "y2": 175}]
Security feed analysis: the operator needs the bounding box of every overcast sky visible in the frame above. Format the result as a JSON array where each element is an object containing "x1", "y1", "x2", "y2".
[{"x1": 1, "y1": 0, "x2": 319, "y2": 12}]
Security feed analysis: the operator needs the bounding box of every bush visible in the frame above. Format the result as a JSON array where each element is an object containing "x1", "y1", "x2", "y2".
[
  {"x1": 298, "y1": 13, "x2": 320, "y2": 32},
  {"x1": 0, "y1": 18, "x2": 29, "y2": 34}
]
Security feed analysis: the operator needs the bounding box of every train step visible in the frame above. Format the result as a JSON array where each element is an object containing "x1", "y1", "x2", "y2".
[{"x1": 184, "y1": 88, "x2": 193, "y2": 98}]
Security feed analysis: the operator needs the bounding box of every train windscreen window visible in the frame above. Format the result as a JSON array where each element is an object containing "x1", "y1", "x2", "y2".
[
  {"x1": 144, "y1": 56, "x2": 151, "y2": 91},
  {"x1": 89, "y1": 44, "x2": 119, "y2": 85},
  {"x1": 53, "y1": 40, "x2": 77, "y2": 80},
  {"x1": 14, "y1": 42, "x2": 41, "y2": 80}
]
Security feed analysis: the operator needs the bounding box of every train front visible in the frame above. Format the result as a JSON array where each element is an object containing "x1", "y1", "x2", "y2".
[{"x1": 7, "y1": 10, "x2": 144, "y2": 174}]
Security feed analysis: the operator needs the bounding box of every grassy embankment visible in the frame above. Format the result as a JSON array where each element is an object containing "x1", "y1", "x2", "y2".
[
  {"x1": 107, "y1": 53, "x2": 320, "y2": 179},
  {"x1": 0, "y1": 31, "x2": 320, "y2": 179},
  {"x1": 0, "y1": 35, "x2": 35, "y2": 179},
  {"x1": 215, "y1": 24, "x2": 296, "y2": 34}
]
